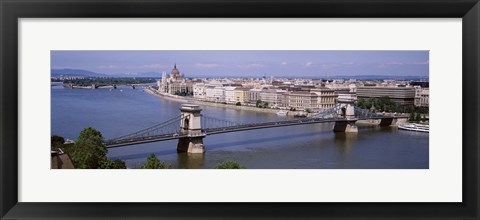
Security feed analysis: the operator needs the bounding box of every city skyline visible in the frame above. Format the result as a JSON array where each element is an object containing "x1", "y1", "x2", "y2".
[{"x1": 51, "y1": 50, "x2": 429, "y2": 78}]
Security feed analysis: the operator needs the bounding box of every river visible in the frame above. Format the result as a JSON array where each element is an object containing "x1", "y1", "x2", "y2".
[{"x1": 51, "y1": 85, "x2": 429, "y2": 169}]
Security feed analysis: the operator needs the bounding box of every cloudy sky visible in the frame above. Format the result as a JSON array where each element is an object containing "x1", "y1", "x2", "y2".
[{"x1": 51, "y1": 50, "x2": 429, "y2": 77}]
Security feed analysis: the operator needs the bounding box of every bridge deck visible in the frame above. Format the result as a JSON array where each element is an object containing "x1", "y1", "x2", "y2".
[{"x1": 105, "y1": 116, "x2": 403, "y2": 148}]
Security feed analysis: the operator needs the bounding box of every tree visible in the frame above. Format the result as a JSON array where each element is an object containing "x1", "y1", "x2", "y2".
[
  {"x1": 415, "y1": 113, "x2": 422, "y2": 122},
  {"x1": 256, "y1": 99, "x2": 262, "y2": 107},
  {"x1": 100, "y1": 158, "x2": 127, "y2": 169},
  {"x1": 141, "y1": 154, "x2": 171, "y2": 169},
  {"x1": 366, "y1": 98, "x2": 374, "y2": 110},
  {"x1": 409, "y1": 112, "x2": 415, "y2": 122},
  {"x1": 235, "y1": 102, "x2": 241, "y2": 106},
  {"x1": 51, "y1": 135, "x2": 65, "y2": 150},
  {"x1": 70, "y1": 127, "x2": 108, "y2": 169},
  {"x1": 53, "y1": 128, "x2": 126, "y2": 169},
  {"x1": 262, "y1": 102, "x2": 269, "y2": 108},
  {"x1": 357, "y1": 98, "x2": 366, "y2": 109},
  {"x1": 214, "y1": 160, "x2": 245, "y2": 169}
]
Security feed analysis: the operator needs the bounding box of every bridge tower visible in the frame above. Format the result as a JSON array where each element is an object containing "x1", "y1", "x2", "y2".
[
  {"x1": 177, "y1": 104, "x2": 206, "y2": 153},
  {"x1": 334, "y1": 94, "x2": 358, "y2": 133}
]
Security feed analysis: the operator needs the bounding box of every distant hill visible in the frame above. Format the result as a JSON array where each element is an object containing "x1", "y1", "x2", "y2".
[
  {"x1": 51, "y1": 69, "x2": 428, "y2": 81},
  {"x1": 51, "y1": 69, "x2": 164, "y2": 78},
  {"x1": 51, "y1": 69, "x2": 106, "y2": 77}
]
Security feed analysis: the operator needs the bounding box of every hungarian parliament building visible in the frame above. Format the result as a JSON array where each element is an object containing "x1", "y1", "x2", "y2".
[{"x1": 157, "y1": 64, "x2": 193, "y2": 95}]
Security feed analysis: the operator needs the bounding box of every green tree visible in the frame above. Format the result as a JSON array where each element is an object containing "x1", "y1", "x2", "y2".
[
  {"x1": 263, "y1": 102, "x2": 269, "y2": 108},
  {"x1": 71, "y1": 127, "x2": 108, "y2": 169},
  {"x1": 52, "y1": 131, "x2": 126, "y2": 169},
  {"x1": 409, "y1": 112, "x2": 415, "y2": 122},
  {"x1": 256, "y1": 99, "x2": 262, "y2": 107},
  {"x1": 51, "y1": 135, "x2": 65, "y2": 150},
  {"x1": 357, "y1": 98, "x2": 366, "y2": 109},
  {"x1": 100, "y1": 158, "x2": 127, "y2": 169},
  {"x1": 141, "y1": 154, "x2": 171, "y2": 169},
  {"x1": 415, "y1": 113, "x2": 422, "y2": 122},
  {"x1": 214, "y1": 160, "x2": 245, "y2": 169},
  {"x1": 235, "y1": 102, "x2": 241, "y2": 106}
]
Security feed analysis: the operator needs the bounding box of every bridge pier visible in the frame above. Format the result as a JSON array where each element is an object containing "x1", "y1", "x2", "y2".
[
  {"x1": 177, "y1": 136, "x2": 205, "y2": 153},
  {"x1": 177, "y1": 104, "x2": 206, "y2": 154},
  {"x1": 393, "y1": 117, "x2": 408, "y2": 125},
  {"x1": 379, "y1": 118, "x2": 394, "y2": 127},
  {"x1": 334, "y1": 95, "x2": 358, "y2": 133},
  {"x1": 333, "y1": 120, "x2": 358, "y2": 133}
]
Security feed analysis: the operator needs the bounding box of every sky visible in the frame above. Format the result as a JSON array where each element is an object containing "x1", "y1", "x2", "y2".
[{"x1": 51, "y1": 50, "x2": 429, "y2": 77}]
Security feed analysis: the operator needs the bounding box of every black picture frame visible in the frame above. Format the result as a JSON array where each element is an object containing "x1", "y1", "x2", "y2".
[{"x1": 1, "y1": 0, "x2": 479, "y2": 219}]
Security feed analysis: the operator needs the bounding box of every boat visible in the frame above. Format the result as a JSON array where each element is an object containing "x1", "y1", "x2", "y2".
[
  {"x1": 276, "y1": 110, "x2": 288, "y2": 116},
  {"x1": 398, "y1": 123, "x2": 429, "y2": 133}
]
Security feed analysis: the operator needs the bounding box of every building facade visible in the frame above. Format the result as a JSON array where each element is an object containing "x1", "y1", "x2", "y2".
[
  {"x1": 286, "y1": 91, "x2": 318, "y2": 111},
  {"x1": 248, "y1": 88, "x2": 263, "y2": 104},
  {"x1": 193, "y1": 83, "x2": 206, "y2": 99},
  {"x1": 158, "y1": 64, "x2": 193, "y2": 95},
  {"x1": 311, "y1": 88, "x2": 337, "y2": 109},
  {"x1": 213, "y1": 86, "x2": 226, "y2": 102},
  {"x1": 414, "y1": 87, "x2": 429, "y2": 107},
  {"x1": 234, "y1": 88, "x2": 250, "y2": 104},
  {"x1": 224, "y1": 86, "x2": 237, "y2": 103}
]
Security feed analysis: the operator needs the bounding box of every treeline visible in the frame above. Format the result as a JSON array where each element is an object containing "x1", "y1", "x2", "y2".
[
  {"x1": 356, "y1": 97, "x2": 428, "y2": 114},
  {"x1": 52, "y1": 127, "x2": 246, "y2": 169},
  {"x1": 356, "y1": 97, "x2": 428, "y2": 123},
  {"x1": 62, "y1": 77, "x2": 157, "y2": 86}
]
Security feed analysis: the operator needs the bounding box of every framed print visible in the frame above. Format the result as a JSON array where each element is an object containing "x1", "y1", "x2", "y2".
[{"x1": 1, "y1": 0, "x2": 479, "y2": 219}]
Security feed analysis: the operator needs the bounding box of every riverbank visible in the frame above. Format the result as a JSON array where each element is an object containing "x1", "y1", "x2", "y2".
[{"x1": 144, "y1": 87, "x2": 287, "y2": 115}]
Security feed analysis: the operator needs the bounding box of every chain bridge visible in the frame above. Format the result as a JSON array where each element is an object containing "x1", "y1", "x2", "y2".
[{"x1": 105, "y1": 99, "x2": 408, "y2": 153}]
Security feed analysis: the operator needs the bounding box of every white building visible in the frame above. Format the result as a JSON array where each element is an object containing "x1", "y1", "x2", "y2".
[
  {"x1": 259, "y1": 89, "x2": 286, "y2": 108},
  {"x1": 249, "y1": 88, "x2": 263, "y2": 104},
  {"x1": 224, "y1": 86, "x2": 237, "y2": 103},
  {"x1": 193, "y1": 83, "x2": 206, "y2": 99},
  {"x1": 204, "y1": 85, "x2": 217, "y2": 101},
  {"x1": 213, "y1": 86, "x2": 226, "y2": 102}
]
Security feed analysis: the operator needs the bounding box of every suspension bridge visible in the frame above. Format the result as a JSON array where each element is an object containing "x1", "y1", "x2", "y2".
[{"x1": 105, "y1": 100, "x2": 408, "y2": 153}]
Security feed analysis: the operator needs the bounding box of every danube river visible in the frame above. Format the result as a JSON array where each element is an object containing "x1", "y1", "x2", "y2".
[{"x1": 51, "y1": 85, "x2": 429, "y2": 169}]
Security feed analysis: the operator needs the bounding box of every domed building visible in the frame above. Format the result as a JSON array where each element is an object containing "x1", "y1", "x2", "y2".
[
  {"x1": 158, "y1": 63, "x2": 192, "y2": 96},
  {"x1": 170, "y1": 63, "x2": 183, "y2": 81}
]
